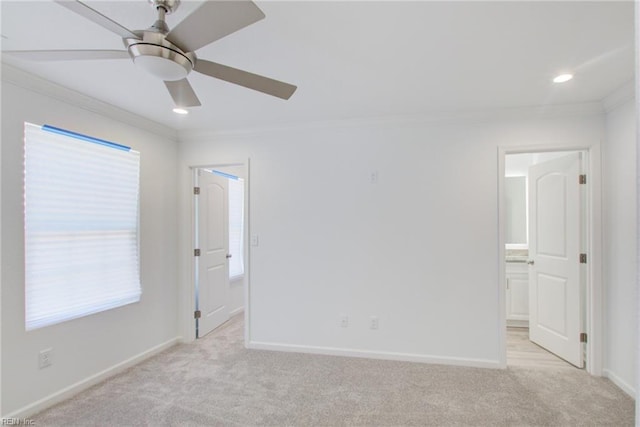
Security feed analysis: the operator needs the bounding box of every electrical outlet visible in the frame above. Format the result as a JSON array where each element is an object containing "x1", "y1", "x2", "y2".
[
  {"x1": 370, "y1": 171, "x2": 379, "y2": 184},
  {"x1": 370, "y1": 316, "x2": 379, "y2": 330},
  {"x1": 39, "y1": 348, "x2": 53, "y2": 369},
  {"x1": 340, "y1": 314, "x2": 349, "y2": 328}
]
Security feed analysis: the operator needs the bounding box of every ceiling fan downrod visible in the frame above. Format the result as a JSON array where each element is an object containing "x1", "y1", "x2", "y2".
[
  {"x1": 149, "y1": 0, "x2": 180, "y2": 15},
  {"x1": 148, "y1": 0, "x2": 180, "y2": 34}
]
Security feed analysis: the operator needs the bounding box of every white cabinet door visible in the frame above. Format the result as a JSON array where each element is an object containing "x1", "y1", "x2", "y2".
[{"x1": 506, "y1": 262, "x2": 529, "y2": 326}]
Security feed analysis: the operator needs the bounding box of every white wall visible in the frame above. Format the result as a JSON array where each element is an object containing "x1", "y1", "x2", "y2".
[
  {"x1": 1, "y1": 70, "x2": 181, "y2": 416},
  {"x1": 180, "y1": 109, "x2": 605, "y2": 366},
  {"x1": 603, "y1": 98, "x2": 637, "y2": 397}
]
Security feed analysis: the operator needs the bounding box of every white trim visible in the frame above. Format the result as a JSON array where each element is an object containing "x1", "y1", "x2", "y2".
[
  {"x1": 636, "y1": 4, "x2": 640, "y2": 423},
  {"x1": 178, "y1": 166, "x2": 197, "y2": 343},
  {"x1": 497, "y1": 148, "x2": 508, "y2": 369},
  {"x1": 506, "y1": 319, "x2": 530, "y2": 328},
  {"x1": 586, "y1": 144, "x2": 604, "y2": 376},
  {"x1": 248, "y1": 341, "x2": 501, "y2": 369},
  {"x1": 178, "y1": 160, "x2": 250, "y2": 345},
  {"x1": 3, "y1": 337, "x2": 180, "y2": 420},
  {"x1": 1, "y1": 64, "x2": 178, "y2": 142},
  {"x1": 603, "y1": 369, "x2": 637, "y2": 399},
  {"x1": 498, "y1": 145, "x2": 602, "y2": 376},
  {"x1": 243, "y1": 159, "x2": 251, "y2": 348},
  {"x1": 178, "y1": 102, "x2": 604, "y2": 142}
]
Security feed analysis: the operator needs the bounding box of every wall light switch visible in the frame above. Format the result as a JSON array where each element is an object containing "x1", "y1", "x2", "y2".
[
  {"x1": 251, "y1": 234, "x2": 259, "y2": 246},
  {"x1": 340, "y1": 314, "x2": 349, "y2": 328},
  {"x1": 39, "y1": 348, "x2": 53, "y2": 369},
  {"x1": 370, "y1": 316, "x2": 379, "y2": 330}
]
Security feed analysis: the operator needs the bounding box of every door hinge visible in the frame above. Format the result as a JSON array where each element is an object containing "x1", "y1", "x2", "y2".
[
  {"x1": 579, "y1": 174, "x2": 587, "y2": 185},
  {"x1": 580, "y1": 332, "x2": 587, "y2": 343},
  {"x1": 194, "y1": 310, "x2": 201, "y2": 319},
  {"x1": 193, "y1": 187, "x2": 200, "y2": 195},
  {"x1": 580, "y1": 253, "x2": 587, "y2": 264},
  {"x1": 194, "y1": 249, "x2": 201, "y2": 257}
]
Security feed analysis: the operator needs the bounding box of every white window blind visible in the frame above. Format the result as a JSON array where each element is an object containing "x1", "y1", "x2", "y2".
[
  {"x1": 228, "y1": 177, "x2": 245, "y2": 279},
  {"x1": 24, "y1": 123, "x2": 141, "y2": 331}
]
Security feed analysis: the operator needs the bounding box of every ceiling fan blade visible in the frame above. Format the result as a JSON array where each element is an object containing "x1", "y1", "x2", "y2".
[
  {"x1": 166, "y1": 0, "x2": 265, "y2": 53},
  {"x1": 194, "y1": 60, "x2": 297, "y2": 100},
  {"x1": 54, "y1": 0, "x2": 140, "y2": 40},
  {"x1": 2, "y1": 50, "x2": 130, "y2": 61},
  {"x1": 164, "y1": 79, "x2": 201, "y2": 108}
]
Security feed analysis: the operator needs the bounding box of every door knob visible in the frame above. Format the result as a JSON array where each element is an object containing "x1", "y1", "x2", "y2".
[
  {"x1": 527, "y1": 260, "x2": 535, "y2": 265},
  {"x1": 226, "y1": 254, "x2": 232, "y2": 259}
]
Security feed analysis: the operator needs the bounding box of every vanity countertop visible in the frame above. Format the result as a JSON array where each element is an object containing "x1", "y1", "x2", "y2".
[{"x1": 506, "y1": 249, "x2": 528, "y2": 263}]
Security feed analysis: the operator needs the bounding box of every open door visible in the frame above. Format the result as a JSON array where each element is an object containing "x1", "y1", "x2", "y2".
[
  {"x1": 528, "y1": 152, "x2": 584, "y2": 367},
  {"x1": 196, "y1": 169, "x2": 231, "y2": 338}
]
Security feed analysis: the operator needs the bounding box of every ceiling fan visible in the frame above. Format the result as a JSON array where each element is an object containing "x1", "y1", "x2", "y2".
[{"x1": 4, "y1": 0, "x2": 297, "y2": 108}]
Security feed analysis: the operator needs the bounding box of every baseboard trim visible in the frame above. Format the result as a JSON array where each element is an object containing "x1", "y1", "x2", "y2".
[
  {"x1": 603, "y1": 369, "x2": 636, "y2": 398},
  {"x1": 3, "y1": 336, "x2": 180, "y2": 420},
  {"x1": 248, "y1": 341, "x2": 500, "y2": 369},
  {"x1": 506, "y1": 319, "x2": 529, "y2": 328}
]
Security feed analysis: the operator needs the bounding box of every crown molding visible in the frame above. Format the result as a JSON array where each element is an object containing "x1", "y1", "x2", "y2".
[
  {"x1": 1, "y1": 63, "x2": 178, "y2": 142},
  {"x1": 178, "y1": 101, "x2": 605, "y2": 143},
  {"x1": 602, "y1": 80, "x2": 635, "y2": 113},
  {"x1": 1, "y1": 63, "x2": 610, "y2": 145}
]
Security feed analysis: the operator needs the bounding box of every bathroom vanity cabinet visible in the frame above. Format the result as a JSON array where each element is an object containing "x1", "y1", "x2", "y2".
[{"x1": 506, "y1": 261, "x2": 529, "y2": 327}]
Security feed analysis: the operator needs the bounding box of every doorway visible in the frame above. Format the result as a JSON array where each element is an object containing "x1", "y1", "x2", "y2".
[
  {"x1": 499, "y1": 147, "x2": 602, "y2": 374},
  {"x1": 193, "y1": 164, "x2": 247, "y2": 339}
]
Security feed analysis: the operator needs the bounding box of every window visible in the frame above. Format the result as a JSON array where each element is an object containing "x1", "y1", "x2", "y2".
[
  {"x1": 24, "y1": 123, "x2": 141, "y2": 330},
  {"x1": 228, "y1": 177, "x2": 245, "y2": 279}
]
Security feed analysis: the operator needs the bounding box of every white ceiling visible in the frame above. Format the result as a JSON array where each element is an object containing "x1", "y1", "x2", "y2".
[{"x1": 1, "y1": 1, "x2": 635, "y2": 132}]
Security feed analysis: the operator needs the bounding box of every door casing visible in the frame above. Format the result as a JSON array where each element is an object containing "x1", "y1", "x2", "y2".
[
  {"x1": 498, "y1": 145, "x2": 602, "y2": 375},
  {"x1": 180, "y1": 161, "x2": 250, "y2": 346}
]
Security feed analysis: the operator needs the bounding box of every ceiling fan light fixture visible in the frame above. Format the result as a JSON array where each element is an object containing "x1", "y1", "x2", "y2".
[
  {"x1": 126, "y1": 39, "x2": 195, "y2": 81},
  {"x1": 553, "y1": 73, "x2": 573, "y2": 83},
  {"x1": 134, "y1": 54, "x2": 188, "y2": 81}
]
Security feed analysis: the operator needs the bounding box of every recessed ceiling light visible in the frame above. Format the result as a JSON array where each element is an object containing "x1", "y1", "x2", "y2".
[
  {"x1": 173, "y1": 108, "x2": 189, "y2": 115},
  {"x1": 553, "y1": 73, "x2": 573, "y2": 83}
]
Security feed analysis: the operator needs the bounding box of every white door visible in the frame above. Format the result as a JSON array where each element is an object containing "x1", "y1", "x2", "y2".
[
  {"x1": 528, "y1": 153, "x2": 583, "y2": 367},
  {"x1": 197, "y1": 169, "x2": 230, "y2": 337}
]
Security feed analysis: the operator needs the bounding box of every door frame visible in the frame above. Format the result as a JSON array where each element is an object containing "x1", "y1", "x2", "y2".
[
  {"x1": 498, "y1": 145, "x2": 602, "y2": 375},
  {"x1": 179, "y1": 160, "x2": 250, "y2": 346}
]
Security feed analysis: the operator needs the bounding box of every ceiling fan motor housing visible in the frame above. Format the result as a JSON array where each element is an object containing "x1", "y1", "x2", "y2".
[{"x1": 125, "y1": 31, "x2": 196, "y2": 81}]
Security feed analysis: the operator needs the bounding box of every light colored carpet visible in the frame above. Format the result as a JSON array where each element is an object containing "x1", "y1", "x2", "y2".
[{"x1": 34, "y1": 315, "x2": 634, "y2": 426}]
